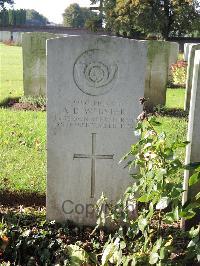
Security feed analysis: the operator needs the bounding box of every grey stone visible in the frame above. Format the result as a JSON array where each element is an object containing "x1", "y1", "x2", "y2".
[
  {"x1": 22, "y1": 32, "x2": 60, "y2": 96},
  {"x1": 182, "y1": 50, "x2": 200, "y2": 213},
  {"x1": 168, "y1": 42, "x2": 179, "y2": 79},
  {"x1": 184, "y1": 44, "x2": 200, "y2": 110},
  {"x1": 12, "y1": 32, "x2": 23, "y2": 45},
  {"x1": 184, "y1": 43, "x2": 199, "y2": 61},
  {"x1": 145, "y1": 40, "x2": 171, "y2": 110},
  {"x1": 0, "y1": 31, "x2": 11, "y2": 42},
  {"x1": 47, "y1": 35, "x2": 147, "y2": 225}
]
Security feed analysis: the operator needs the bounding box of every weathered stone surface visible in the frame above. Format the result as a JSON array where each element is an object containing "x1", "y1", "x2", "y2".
[
  {"x1": 184, "y1": 44, "x2": 200, "y2": 110},
  {"x1": 0, "y1": 31, "x2": 11, "y2": 42},
  {"x1": 12, "y1": 32, "x2": 23, "y2": 45},
  {"x1": 145, "y1": 40, "x2": 171, "y2": 110},
  {"x1": 22, "y1": 32, "x2": 60, "y2": 96},
  {"x1": 168, "y1": 42, "x2": 179, "y2": 79},
  {"x1": 184, "y1": 43, "x2": 199, "y2": 61},
  {"x1": 182, "y1": 50, "x2": 200, "y2": 227},
  {"x1": 47, "y1": 35, "x2": 147, "y2": 225}
]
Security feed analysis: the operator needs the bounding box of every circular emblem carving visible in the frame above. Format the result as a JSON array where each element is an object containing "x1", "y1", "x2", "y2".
[{"x1": 73, "y1": 49, "x2": 118, "y2": 96}]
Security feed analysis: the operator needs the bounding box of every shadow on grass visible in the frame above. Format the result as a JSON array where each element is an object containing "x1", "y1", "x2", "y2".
[
  {"x1": 0, "y1": 96, "x2": 20, "y2": 108},
  {"x1": 153, "y1": 107, "x2": 189, "y2": 118},
  {"x1": 0, "y1": 189, "x2": 45, "y2": 207}
]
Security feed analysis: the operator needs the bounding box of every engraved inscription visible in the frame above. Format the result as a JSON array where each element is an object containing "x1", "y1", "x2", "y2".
[
  {"x1": 53, "y1": 99, "x2": 135, "y2": 130},
  {"x1": 73, "y1": 49, "x2": 118, "y2": 96},
  {"x1": 74, "y1": 133, "x2": 114, "y2": 198}
]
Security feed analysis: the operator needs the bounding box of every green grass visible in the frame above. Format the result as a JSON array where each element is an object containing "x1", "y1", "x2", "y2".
[
  {"x1": 0, "y1": 43, "x2": 23, "y2": 103},
  {"x1": 166, "y1": 88, "x2": 185, "y2": 109},
  {"x1": 0, "y1": 109, "x2": 46, "y2": 193},
  {"x1": 0, "y1": 43, "x2": 188, "y2": 194}
]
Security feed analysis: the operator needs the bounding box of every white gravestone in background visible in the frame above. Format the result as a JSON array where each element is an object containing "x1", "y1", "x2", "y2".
[
  {"x1": 12, "y1": 32, "x2": 23, "y2": 45},
  {"x1": 0, "y1": 31, "x2": 11, "y2": 42},
  {"x1": 47, "y1": 36, "x2": 147, "y2": 225},
  {"x1": 22, "y1": 32, "x2": 59, "y2": 96},
  {"x1": 145, "y1": 40, "x2": 171, "y2": 110},
  {"x1": 168, "y1": 42, "x2": 179, "y2": 79},
  {"x1": 183, "y1": 50, "x2": 200, "y2": 216},
  {"x1": 184, "y1": 43, "x2": 199, "y2": 62},
  {"x1": 184, "y1": 44, "x2": 200, "y2": 110}
]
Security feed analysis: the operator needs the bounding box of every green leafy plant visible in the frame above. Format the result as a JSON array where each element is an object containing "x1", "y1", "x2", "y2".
[
  {"x1": 95, "y1": 108, "x2": 200, "y2": 265},
  {"x1": 19, "y1": 96, "x2": 46, "y2": 108}
]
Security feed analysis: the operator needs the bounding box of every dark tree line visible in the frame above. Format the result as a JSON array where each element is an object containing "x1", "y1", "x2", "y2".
[
  {"x1": 0, "y1": 9, "x2": 49, "y2": 26},
  {"x1": 0, "y1": 9, "x2": 26, "y2": 26}
]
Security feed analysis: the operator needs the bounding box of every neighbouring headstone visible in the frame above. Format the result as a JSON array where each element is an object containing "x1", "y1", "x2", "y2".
[
  {"x1": 168, "y1": 42, "x2": 179, "y2": 79},
  {"x1": 12, "y1": 32, "x2": 23, "y2": 45},
  {"x1": 184, "y1": 43, "x2": 199, "y2": 61},
  {"x1": 145, "y1": 40, "x2": 171, "y2": 110},
  {"x1": 22, "y1": 32, "x2": 60, "y2": 96},
  {"x1": 182, "y1": 50, "x2": 200, "y2": 228},
  {"x1": 184, "y1": 44, "x2": 200, "y2": 110},
  {"x1": 0, "y1": 31, "x2": 11, "y2": 42},
  {"x1": 47, "y1": 35, "x2": 147, "y2": 225}
]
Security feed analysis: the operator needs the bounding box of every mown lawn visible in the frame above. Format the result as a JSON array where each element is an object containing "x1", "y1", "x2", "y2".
[
  {"x1": 0, "y1": 43, "x2": 23, "y2": 103},
  {"x1": 0, "y1": 109, "x2": 46, "y2": 193},
  {"x1": 166, "y1": 88, "x2": 185, "y2": 109},
  {"x1": 0, "y1": 42, "x2": 188, "y2": 194}
]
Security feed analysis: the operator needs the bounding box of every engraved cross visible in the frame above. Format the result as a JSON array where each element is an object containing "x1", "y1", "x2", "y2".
[{"x1": 73, "y1": 133, "x2": 114, "y2": 198}]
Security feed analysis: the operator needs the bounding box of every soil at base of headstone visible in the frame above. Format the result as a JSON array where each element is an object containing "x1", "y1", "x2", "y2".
[
  {"x1": 0, "y1": 190, "x2": 45, "y2": 207},
  {"x1": 0, "y1": 98, "x2": 46, "y2": 111}
]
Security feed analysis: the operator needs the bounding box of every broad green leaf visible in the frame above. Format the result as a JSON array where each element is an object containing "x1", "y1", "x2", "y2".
[
  {"x1": 164, "y1": 212, "x2": 174, "y2": 224},
  {"x1": 173, "y1": 206, "x2": 179, "y2": 222},
  {"x1": 179, "y1": 209, "x2": 196, "y2": 220},
  {"x1": 170, "y1": 187, "x2": 183, "y2": 199},
  {"x1": 149, "y1": 116, "x2": 161, "y2": 126},
  {"x1": 189, "y1": 172, "x2": 200, "y2": 186},
  {"x1": 173, "y1": 141, "x2": 190, "y2": 148},
  {"x1": 120, "y1": 241, "x2": 126, "y2": 249},
  {"x1": 152, "y1": 237, "x2": 163, "y2": 252},
  {"x1": 138, "y1": 217, "x2": 148, "y2": 232},
  {"x1": 195, "y1": 192, "x2": 200, "y2": 200},
  {"x1": 149, "y1": 252, "x2": 159, "y2": 264},
  {"x1": 170, "y1": 159, "x2": 182, "y2": 168},
  {"x1": 101, "y1": 242, "x2": 116, "y2": 266},
  {"x1": 138, "y1": 194, "x2": 150, "y2": 203},
  {"x1": 159, "y1": 247, "x2": 166, "y2": 260},
  {"x1": 147, "y1": 202, "x2": 154, "y2": 219},
  {"x1": 187, "y1": 236, "x2": 199, "y2": 248},
  {"x1": 156, "y1": 197, "x2": 170, "y2": 210},
  {"x1": 67, "y1": 244, "x2": 89, "y2": 265},
  {"x1": 189, "y1": 226, "x2": 200, "y2": 238},
  {"x1": 109, "y1": 249, "x2": 122, "y2": 265}
]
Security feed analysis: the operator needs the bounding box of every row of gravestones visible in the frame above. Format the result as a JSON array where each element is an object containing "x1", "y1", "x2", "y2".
[
  {"x1": 183, "y1": 49, "x2": 200, "y2": 228},
  {"x1": 45, "y1": 35, "x2": 200, "y2": 226},
  {"x1": 22, "y1": 32, "x2": 179, "y2": 111},
  {"x1": 184, "y1": 43, "x2": 200, "y2": 111},
  {"x1": 0, "y1": 30, "x2": 23, "y2": 45}
]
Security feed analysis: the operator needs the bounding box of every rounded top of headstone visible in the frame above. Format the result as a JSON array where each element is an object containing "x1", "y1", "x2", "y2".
[{"x1": 73, "y1": 49, "x2": 118, "y2": 96}]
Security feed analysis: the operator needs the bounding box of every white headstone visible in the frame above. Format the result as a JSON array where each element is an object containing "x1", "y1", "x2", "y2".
[
  {"x1": 0, "y1": 31, "x2": 11, "y2": 42},
  {"x1": 184, "y1": 44, "x2": 200, "y2": 110},
  {"x1": 184, "y1": 43, "x2": 199, "y2": 61},
  {"x1": 22, "y1": 32, "x2": 60, "y2": 96},
  {"x1": 47, "y1": 35, "x2": 147, "y2": 225},
  {"x1": 12, "y1": 32, "x2": 23, "y2": 45},
  {"x1": 168, "y1": 42, "x2": 179, "y2": 79},
  {"x1": 145, "y1": 40, "x2": 171, "y2": 110},
  {"x1": 183, "y1": 50, "x2": 200, "y2": 208}
]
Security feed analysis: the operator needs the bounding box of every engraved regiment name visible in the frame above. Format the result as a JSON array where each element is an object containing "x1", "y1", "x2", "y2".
[{"x1": 53, "y1": 99, "x2": 135, "y2": 130}]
